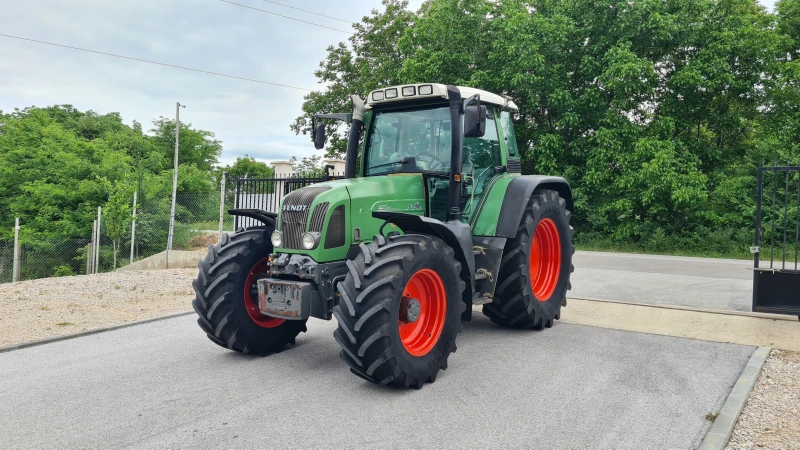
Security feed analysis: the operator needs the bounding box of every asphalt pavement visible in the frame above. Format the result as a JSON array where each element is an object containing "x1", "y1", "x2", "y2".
[
  {"x1": 0, "y1": 313, "x2": 754, "y2": 448},
  {"x1": 571, "y1": 251, "x2": 753, "y2": 311}
]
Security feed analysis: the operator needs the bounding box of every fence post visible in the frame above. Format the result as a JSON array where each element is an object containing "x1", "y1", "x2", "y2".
[
  {"x1": 219, "y1": 172, "x2": 227, "y2": 241},
  {"x1": 130, "y1": 191, "x2": 137, "y2": 265},
  {"x1": 95, "y1": 206, "x2": 102, "y2": 274},
  {"x1": 89, "y1": 220, "x2": 96, "y2": 274},
  {"x1": 235, "y1": 178, "x2": 241, "y2": 231},
  {"x1": 12, "y1": 217, "x2": 20, "y2": 282}
]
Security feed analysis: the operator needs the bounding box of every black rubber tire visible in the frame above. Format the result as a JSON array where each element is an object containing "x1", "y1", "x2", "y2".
[
  {"x1": 483, "y1": 189, "x2": 574, "y2": 329},
  {"x1": 333, "y1": 234, "x2": 465, "y2": 388},
  {"x1": 192, "y1": 227, "x2": 307, "y2": 355}
]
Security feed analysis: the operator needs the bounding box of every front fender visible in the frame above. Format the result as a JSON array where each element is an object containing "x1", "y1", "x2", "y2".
[
  {"x1": 228, "y1": 209, "x2": 277, "y2": 227},
  {"x1": 372, "y1": 212, "x2": 475, "y2": 319}
]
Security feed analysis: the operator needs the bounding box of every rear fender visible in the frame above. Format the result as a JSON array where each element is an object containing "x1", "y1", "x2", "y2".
[{"x1": 495, "y1": 176, "x2": 573, "y2": 238}]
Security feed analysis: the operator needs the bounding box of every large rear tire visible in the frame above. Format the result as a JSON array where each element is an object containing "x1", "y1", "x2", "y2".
[
  {"x1": 192, "y1": 227, "x2": 307, "y2": 355},
  {"x1": 334, "y1": 234, "x2": 465, "y2": 388},
  {"x1": 483, "y1": 189, "x2": 574, "y2": 329}
]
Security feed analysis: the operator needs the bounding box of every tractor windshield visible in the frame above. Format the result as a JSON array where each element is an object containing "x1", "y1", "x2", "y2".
[{"x1": 365, "y1": 106, "x2": 452, "y2": 176}]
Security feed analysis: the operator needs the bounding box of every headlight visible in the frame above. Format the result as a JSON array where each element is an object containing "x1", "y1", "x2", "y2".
[
  {"x1": 372, "y1": 91, "x2": 384, "y2": 101},
  {"x1": 418, "y1": 84, "x2": 433, "y2": 95},
  {"x1": 301, "y1": 232, "x2": 319, "y2": 250},
  {"x1": 402, "y1": 86, "x2": 416, "y2": 96},
  {"x1": 270, "y1": 230, "x2": 282, "y2": 248},
  {"x1": 385, "y1": 88, "x2": 398, "y2": 99}
]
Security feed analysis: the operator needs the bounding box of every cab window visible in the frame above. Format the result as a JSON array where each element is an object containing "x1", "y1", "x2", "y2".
[
  {"x1": 364, "y1": 106, "x2": 451, "y2": 175},
  {"x1": 499, "y1": 111, "x2": 520, "y2": 158}
]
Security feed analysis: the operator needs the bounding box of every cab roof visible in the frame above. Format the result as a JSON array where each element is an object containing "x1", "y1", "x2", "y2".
[{"x1": 366, "y1": 83, "x2": 519, "y2": 112}]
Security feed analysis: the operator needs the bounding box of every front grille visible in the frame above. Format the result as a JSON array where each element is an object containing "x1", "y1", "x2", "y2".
[
  {"x1": 280, "y1": 186, "x2": 330, "y2": 249},
  {"x1": 507, "y1": 158, "x2": 522, "y2": 173},
  {"x1": 309, "y1": 202, "x2": 329, "y2": 232},
  {"x1": 325, "y1": 205, "x2": 346, "y2": 249}
]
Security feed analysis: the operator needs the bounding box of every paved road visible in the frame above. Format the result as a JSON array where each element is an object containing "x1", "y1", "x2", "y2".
[
  {"x1": 1, "y1": 314, "x2": 753, "y2": 448},
  {"x1": 571, "y1": 251, "x2": 753, "y2": 311}
]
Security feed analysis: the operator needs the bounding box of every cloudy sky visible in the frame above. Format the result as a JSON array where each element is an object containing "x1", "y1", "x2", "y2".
[{"x1": 0, "y1": 0, "x2": 776, "y2": 167}]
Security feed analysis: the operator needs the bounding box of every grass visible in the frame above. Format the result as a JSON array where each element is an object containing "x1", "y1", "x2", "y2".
[
  {"x1": 39, "y1": 305, "x2": 51, "y2": 311},
  {"x1": 705, "y1": 412, "x2": 719, "y2": 422},
  {"x1": 574, "y1": 241, "x2": 754, "y2": 260},
  {"x1": 573, "y1": 228, "x2": 756, "y2": 260},
  {"x1": 55, "y1": 322, "x2": 73, "y2": 327}
]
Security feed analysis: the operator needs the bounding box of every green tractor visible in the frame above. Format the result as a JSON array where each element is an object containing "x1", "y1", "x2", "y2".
[{"x1": 193, "y1": 84, "x2": 574, "y2": 388}]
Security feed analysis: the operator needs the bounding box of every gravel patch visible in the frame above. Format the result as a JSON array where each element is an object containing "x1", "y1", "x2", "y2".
[
  {"x1": 726, "y1": 349, "x2": 800, "y2": 449},
  {"x1": 0, "y1": 269, "x2": 196, "y2": 347}
]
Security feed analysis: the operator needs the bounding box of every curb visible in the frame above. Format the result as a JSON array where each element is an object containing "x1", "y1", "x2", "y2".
[
  {"x1": 0, "y1": 311, "x2": 195, "y2": 354},
  {"x1": 697, "y1": 346, "x2": 771, "y2": 450},
  {"x1": 566, "y1": 296, "x2": 799, "y2": 322}
]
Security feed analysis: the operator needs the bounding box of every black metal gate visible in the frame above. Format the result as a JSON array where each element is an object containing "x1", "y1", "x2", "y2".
[
  {"x1": 232, "y1": 173, "x2": 340, "y2": 229},
  {"x1": 752, "y1": 163, "x2": 800, "y2": 318}
]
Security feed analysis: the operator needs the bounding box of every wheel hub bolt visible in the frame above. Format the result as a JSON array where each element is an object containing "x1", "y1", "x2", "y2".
[{"x1": 401, "y1": 297, "x2": 421, "y2": 323}]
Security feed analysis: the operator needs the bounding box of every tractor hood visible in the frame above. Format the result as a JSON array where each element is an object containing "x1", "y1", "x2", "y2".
[{"x1": 274, "y1": 174, "x2": 426, "y2": 262}]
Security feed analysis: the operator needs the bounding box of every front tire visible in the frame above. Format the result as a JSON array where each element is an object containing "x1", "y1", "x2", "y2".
[
  {"x1": 334, "y1": 234, "x2": 465, "y2": 388},
  {"x1": 192, "y1": 227, "x2": 307, "y2": 355},
  {"x1": 483, "y1": 189, "x2": 574, "y2": 329}
]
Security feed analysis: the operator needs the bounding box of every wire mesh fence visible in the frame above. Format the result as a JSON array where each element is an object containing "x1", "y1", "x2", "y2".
[
  {"x1": 1, "y1": 171, "x2": 341, "y2": 284},
  {"x1": 0, "y1": 240, "x2": 12, "y2": 284},
  {"x1": 1, "y1": 191, "x2": 234, "y2": 284},
  {"x1": 131, "y1": 192, "x2": 230, "y2": 259}
]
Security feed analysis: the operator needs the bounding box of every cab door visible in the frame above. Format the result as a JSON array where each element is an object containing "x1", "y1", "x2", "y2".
[{"x1": 461, "y1": 108, "x2": 503, "y2": 226}]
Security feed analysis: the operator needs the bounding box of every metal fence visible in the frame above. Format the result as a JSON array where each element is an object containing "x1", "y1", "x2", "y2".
[
  {"x1": 752, "y1": 162, "x2": 800, "y2": 317},
  {"x1": 232, "y1": 173, "x2": 342, "y2": 229}
]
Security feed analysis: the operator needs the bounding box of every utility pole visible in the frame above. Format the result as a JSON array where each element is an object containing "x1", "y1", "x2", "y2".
[
  {"x1": 166, "y1": 102, "x2": 186, "y2": 269},
  {"x1": 130, "y1": 191, "x2": 137, "y2": 265}
]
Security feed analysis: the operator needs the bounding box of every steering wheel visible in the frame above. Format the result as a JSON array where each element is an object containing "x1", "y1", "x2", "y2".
[{"x1": 415, "y1": 152, "x2": 447, "y2": 171}]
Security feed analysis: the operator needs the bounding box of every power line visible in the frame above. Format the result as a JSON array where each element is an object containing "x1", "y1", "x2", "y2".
[
  {"x1": 0, "y1": 33, "x2": 313, "y2": 92},
  {"x1": 221, "y1": 0, "x2": 352, "y2": 34},
  {"x1": 261, "y1": 0, "x2": 353, "y2": 24}
]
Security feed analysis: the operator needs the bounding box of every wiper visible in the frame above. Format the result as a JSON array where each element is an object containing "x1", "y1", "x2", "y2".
[{"x1": 368, "y1": 157, "x2": 413, "y2": 170}]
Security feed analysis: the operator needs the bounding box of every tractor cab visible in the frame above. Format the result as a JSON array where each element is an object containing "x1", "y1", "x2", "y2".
[{"x1": 313, "y1": 84, "x2": 523, "y2": 224}]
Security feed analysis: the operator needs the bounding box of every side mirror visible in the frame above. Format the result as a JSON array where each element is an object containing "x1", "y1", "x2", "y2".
[
  {"x1": 313, "y1": 123, "x2": 326, "y2": 149},
  {"x1": 464, "y1": 105, "x2": 486, "y2": 138}
]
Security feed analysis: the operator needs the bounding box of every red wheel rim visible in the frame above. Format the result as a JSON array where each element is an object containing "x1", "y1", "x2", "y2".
[
  {"x1": 399, "y1": 269, "x2": 447, "y2": 356},
  {"x1": 244, "y1": 257, "x2": 285, "y2": 329},
  {"x1": 529, "y1": 218, "x2": 562, "y2": 301}
]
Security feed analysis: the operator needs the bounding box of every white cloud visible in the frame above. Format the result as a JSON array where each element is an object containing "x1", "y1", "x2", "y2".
[{"x1": 0, "y1": 0, "x2": 413, "y2": 167}]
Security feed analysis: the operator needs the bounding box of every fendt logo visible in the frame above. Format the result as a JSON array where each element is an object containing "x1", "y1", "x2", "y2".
[{"x1": 283, "y1": 204, "x2": 308, "y2": 212}]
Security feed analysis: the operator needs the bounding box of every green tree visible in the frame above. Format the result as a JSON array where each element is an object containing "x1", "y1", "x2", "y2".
[
  {"x1": 226, "y1": 155, "x2": 275, "y2": 179},
  {"x1": 149, "y1": 117, "x2": 222, "y2": 173},
  {"x1": 225, "y1": 155, "x2": 276, "y2": 194},
  {"x1": 294, "y1": 0, "x2": 796, "y2": 257},
  {"x1": 291, "y1": 155, "x2": 326, "y2": 177},
  {"x1": 0, "y1": 105, "x2": 228, "y2": 273},
  {"x1": 104, "y1": 178, "x2": 136, "y2": 269}
]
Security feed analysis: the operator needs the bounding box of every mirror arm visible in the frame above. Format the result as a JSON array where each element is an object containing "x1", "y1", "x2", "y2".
[{"x1": 462, "y1": 93, "x2": 480, "y2": 109}]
